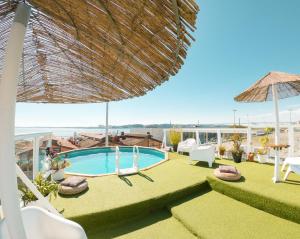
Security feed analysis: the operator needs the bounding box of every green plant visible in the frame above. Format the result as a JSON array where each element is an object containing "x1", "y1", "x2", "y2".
[
  {"x1": 231, "y1": 134, "x2": 243, "y2": 154},
  {"x1": 257, "y1": 148, "x2": 267, "y2": 155},
  {"x1": 230, "y1": 134, "x2": 244, "y2": 163},
  {"x1": 258, "y1": 128, "x2": 271, "y2": 155},
  {"x1": 50, "y1": 156, "x2": 70, "y2": 171},
  {"x1": 18, "y1": 173, "x2": 59, "y2": 206},
  {"x1": 169, "y1": 130, "x2": 181, "y2": 151}
]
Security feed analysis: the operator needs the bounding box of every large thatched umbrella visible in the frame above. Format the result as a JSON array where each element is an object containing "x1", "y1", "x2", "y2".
[
  {"x1": 235, "y1": 71, "x2": 300, "y2": 183},
  {"x1": 0, "y1": 1, "x2": 199, "y2": 238}
]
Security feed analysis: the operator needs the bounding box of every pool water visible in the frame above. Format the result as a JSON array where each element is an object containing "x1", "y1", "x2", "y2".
[{"x1": 63, "y1": 147, "x2": 166, "y2": 175}]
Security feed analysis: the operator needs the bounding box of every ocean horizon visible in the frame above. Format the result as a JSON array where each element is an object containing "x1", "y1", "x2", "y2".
[{"x1": 15, "y1": 127, "x2": 130, "y2": 137}]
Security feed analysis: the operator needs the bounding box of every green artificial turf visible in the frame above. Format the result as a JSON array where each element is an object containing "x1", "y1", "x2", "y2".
[
  {"x1": 52, "y1": 155, "x2": 210, "y2": 232},
  {"x1": 207, "y1": 176, "x2": 300, "y2": 224},
  {"x1": 51, "y1": 153, "x2": 300, "y2": 238},
  {"x1": 169, "y1": 190, "x2": 300, "y2": 239},
  {"x1": 88, "y1": 210, "x2": 196, "y2": 239}
]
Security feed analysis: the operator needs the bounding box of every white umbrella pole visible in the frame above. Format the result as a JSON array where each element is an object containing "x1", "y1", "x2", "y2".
[
  {"x1": 0, "y1": 3, "x2": 31, "y2": 239},
  {"x1": 272, "y1": 84, "x2": 280, "y2": 183},
  {"x1": 105, "y1": 102, "x2": 109, "y2": 146}
]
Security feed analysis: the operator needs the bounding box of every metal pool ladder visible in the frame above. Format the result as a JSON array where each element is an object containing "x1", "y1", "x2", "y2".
[{"x1": 115, "y1": 146, "x2": 140, "y2": 176}]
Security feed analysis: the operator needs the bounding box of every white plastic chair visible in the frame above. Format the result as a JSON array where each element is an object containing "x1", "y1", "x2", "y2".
[
  {"x1": 0, "y1": 206, "x2": 87, "y2": 239},
  {"x1": 189, "y1": 145, "x2": 215, "y2": 167},
  {"x1": 281, "y1": 157, "x2": 300, "y2": 181},
  {"x1": 177, "y1": 138, "x2": 197, "y2": 154}
]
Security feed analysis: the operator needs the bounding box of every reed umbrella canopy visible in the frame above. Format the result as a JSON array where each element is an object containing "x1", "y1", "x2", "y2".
[
  {"x1": 235, "y1": 71, "x2": 300, "y2": 183},
  {"x1": 0, "y1": 0, "x2": 199, "y2": 103},
  {"x1": 235, "y1": 72, "x2": 300, "y2": 102}
]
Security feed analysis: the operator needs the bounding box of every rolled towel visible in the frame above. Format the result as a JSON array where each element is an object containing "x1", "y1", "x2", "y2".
[
  {"x1": 61, "y1": 176, "x2": 86, "y2": 187},
  {"x1": 219, "y1": 165, "x2": 238, "y2": 174}
]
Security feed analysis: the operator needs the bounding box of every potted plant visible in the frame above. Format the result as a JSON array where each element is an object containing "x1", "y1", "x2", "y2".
[
  {"x1": 169, "y1": 130, "x2": 181, "y2": 152},
  {"x1": 230, "y1": 134, "x2": 244, "y2": 163},
  {"x1": 18, "y1": 173, "x2": 59, "y2": 206},
  {"x1": 247, "y1": 152, "x2": 255, "y2": 162},
  {"x1": 50, "y1": 155, "x2": 70, "y2": 181},
  {"x1": 257, "y1": 148, "x2": 268, "y2": 163},
  {"x1": 257, "y1": 130, "x2": 270, "y2": 163},
  {"x1": 218, "y1": 145, "x2": 226, "y2": 158}
]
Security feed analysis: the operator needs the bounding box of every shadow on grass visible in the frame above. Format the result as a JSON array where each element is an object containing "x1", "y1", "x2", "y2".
[
  {"x1": 118, "y1": 176, "x2": 133, "y2": 187},
  {"x1": 138, "y1": 172, "x2": 154, "y2": 182},
  {"x1": 193, "y1": 161, "x2": 225, "y2": 169},
  {"x1": 282, "y1": 179, "x2": 300, "y2": 185},
  {"x1": 88, "y1": 210, "x2": 172, "y2": 239}
]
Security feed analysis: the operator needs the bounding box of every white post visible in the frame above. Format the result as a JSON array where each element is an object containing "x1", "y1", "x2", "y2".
[
  {"x1": 272, "y1": 84, "x2": 280, "y2": 183},
  {"x1": 180, "y1": 131, "x2": 183, "y2": 141},
  {"x1": 246, "y1": 125, "x2": 252, "y2": 154},
  {"x1": 196, "y1": 130, "x2": 200, "y2": 145},
  {"x1": 162, "y1": 129, "x2": 167, "y2": 148},
  {"x1": 217, "y1": 129, "x2": 221, "y2": 147},
  {"x1": 47, "y1": 138, "x2": 52, "y2": 148},
  {"x1": 0, "y1": 3, "x2": 31, "y2": 239},
  {"x1": 105, "y1": 102, "x2": 109, "y2": 146},
  {"x1": 288, "y1": 124, "x2": 294, "y2": 157},
  {"x1": 32, "y1": 136, "x2": 40, "y2": 178}
]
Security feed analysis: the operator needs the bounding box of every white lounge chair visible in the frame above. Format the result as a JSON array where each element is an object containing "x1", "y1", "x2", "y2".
[
  {"x1": 281, "y1": 157, "x2": 300, "y2": 181},
  {"x1": 177, "y1": 138, "x2": 197, "y2": 154},
  {"x1": 189, "y1": 145, "x2": 215, "y2": 167},
  {"x1": 0, "y1": 206, "x2": 87, "y2": 239}
]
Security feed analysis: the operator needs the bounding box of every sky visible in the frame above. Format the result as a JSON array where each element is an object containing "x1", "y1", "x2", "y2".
[{"x1": 15, "y1": 0, "x2": 300, "y2": 127}]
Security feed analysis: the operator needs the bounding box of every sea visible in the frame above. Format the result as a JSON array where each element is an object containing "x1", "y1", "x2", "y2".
[{"x1": 15, "y1": 127, "x2": 130, "y2": 137}]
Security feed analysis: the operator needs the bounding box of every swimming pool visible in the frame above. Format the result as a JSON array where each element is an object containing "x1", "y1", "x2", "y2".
[{"x1": 61, "y1": 147, "x2": 167, "y2": 176}]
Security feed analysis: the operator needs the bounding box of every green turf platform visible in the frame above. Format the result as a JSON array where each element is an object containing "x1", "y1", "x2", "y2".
[
  {"x1": 52, "y1": 154, "x2": 300, "y2": 238},
  {"x1": 88, "y1": 210, "x2": 196, "y2": 239},
  {"x1": 169, "y1": 190, "x2": 300, "y2": 239},
  {"x1": 207, "y1": 176, "x2": 300, "y2": 224}
]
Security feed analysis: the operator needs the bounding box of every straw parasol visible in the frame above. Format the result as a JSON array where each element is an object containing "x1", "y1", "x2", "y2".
[
  {"x1": 0, "y1": 0, "x2": 199, "y2": 103},
  {"x1": 235, "y1": 71, "x2": 300, "y2": 183},
  {"x1": 0, "y1": 1, "x2": 199, "y2": 238}
]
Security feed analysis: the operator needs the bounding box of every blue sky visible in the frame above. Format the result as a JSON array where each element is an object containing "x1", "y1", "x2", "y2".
[{"x1": 16, "y1": 0, "x2": 300, "y2": 127}]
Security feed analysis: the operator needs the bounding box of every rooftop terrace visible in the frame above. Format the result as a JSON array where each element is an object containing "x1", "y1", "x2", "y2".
[{"x1": 52, "y1": 153, "x2": 300, "y2": 238}]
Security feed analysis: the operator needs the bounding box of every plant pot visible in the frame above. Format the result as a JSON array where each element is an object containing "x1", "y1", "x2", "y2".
[
  {"x1": 257, "y1": 154, "x2": 268, "y2": 163},
  {"x1": 51, "y1": 169, "x2": 64, "y2": 181},
  {"x1": 173, "y1": 145, "x2": 178, "y2": 152},
  {"x1": 232, "y1": 152, "x2": 242, "y2": 163},
  {"x1": 219, "y1": 150, "x2": 225, "y2": 158},
  {"x1": 248, "y1": 153, "x2": 255, "y2": 162}
]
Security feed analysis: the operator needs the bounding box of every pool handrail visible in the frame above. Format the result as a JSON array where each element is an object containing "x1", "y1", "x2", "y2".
[
  {"x1": 115, "y1": 146, "x2": 120, "y2": 174},
  {"x1": 133, "y1": 145, "x2": 140, "y2": 171}
]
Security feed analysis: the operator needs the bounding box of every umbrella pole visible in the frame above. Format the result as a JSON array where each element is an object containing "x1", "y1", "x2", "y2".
[
  {"x1": 105, "y1": 102, "x2": 109, "y2": 146},
  {"x1": 272, "y1": 84, "x2": 280, "y2": 183},
  {"x1": 0, "y1": 3, "x2": 31, "y2": 239}
]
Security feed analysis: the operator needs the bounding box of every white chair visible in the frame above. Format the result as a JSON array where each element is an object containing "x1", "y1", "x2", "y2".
[
  {"x1": 177, "y1": 138, "x2": 197, "y2": 154},
  {"x1": 189, "y1": 145, "x2": 215, "y2": 167},
  {"x1": 0, "y1": 206, "x2": 87, "y2": 239},
  {"x1": 281, "y1": 157, "x2": 300, "y2": 181}
]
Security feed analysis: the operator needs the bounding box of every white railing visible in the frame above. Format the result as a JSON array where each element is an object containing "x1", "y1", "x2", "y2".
[
  {"x1": 15, "y1": 132, "x2": 52, "y2": 178},
  {"x1": 162, "y1": 123, "x2": 300, "y2": 159},
  {"x1": 1, "y1": 132, "x2": 57, "y2": 219},
  {"x1": 16, "y1": 165, "x2": 59, "y2": 215}
]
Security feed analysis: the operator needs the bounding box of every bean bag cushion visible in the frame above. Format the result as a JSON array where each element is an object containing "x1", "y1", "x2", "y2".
[
  {"x1": 60, "y1": 176, "x2": 86, "y2": 187},
  {"x1": 59, "y1": 181, "x2": 88, "y2": 195},
  {"x1": 214, "y1": 168, "x2": 241, "y2": 181}
]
